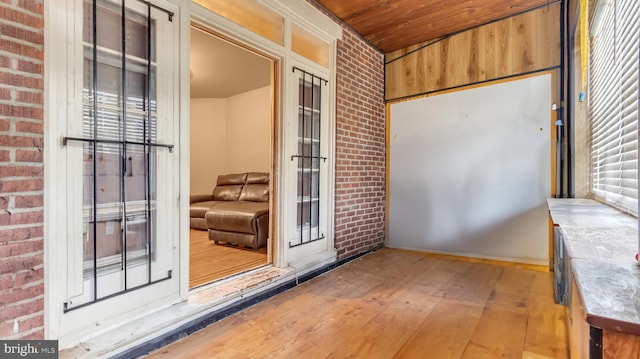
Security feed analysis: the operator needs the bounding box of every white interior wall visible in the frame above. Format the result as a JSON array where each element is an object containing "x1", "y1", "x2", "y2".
[
  {"x1": 190, "y1": 86, "x2": 271, "y2": 194},
  {"x1": 388, "y1": 74, "x2": 552, "y2": 265},
  {"x1": 190, "y1": 98, "x2": 227, "y2": 194},
  {"x1": 225, "y1": 86, "x2": 271, "y2": 174}
]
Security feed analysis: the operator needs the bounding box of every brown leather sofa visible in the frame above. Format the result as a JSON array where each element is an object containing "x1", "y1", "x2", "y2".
[{"x1": 190, "y1": 172, "x2": 269, "y2": 251}]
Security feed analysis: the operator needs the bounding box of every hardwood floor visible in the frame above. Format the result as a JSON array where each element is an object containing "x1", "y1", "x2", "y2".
[
  {"x1": 189, "y1": 229, "x2": 268, "y2": 288},
  {"x1": 153, "y1": 248, "x2": 568, "y2": 358}
]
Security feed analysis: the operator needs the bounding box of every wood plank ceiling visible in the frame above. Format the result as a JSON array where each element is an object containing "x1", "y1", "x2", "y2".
[{"x1": 315, "y1": 0, "x2": 555, "y2": 53}]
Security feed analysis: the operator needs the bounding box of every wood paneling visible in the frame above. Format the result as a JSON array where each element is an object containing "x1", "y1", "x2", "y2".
[
  {"x1": 385, "y1": 4, "x2": 561, "y2": 101},
  {"x1": 149, "y1": 248, "x2": 568, "y2": 358},
  {"x1": 603, "y1": 329, "x2": 640, "y2": 359},
  {"x1": 570, "y1": 280, "x2": 590, "y2": 359},
  {"x1": 317, "y1": 0, "x2": 554, "y2": 52}
]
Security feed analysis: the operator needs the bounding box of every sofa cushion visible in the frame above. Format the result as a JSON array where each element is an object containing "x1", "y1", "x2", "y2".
[
  {"x1": 246, "y1": 172, "x2": 269, "y2": 184},
  {"x1": 205, "y1": 202, "x2": 269, "y2": 234},
  {"x1": 217, "y1": 173, "x2": 247, "y2": 186},
  {"x1": 189, "y1": 200, "x2": 220, "y2": 218},
  {"x1": 212, "y1": 185, "x2": 242, "y2": 201},
  {"x1": 239, "y1": 184, "x2": 269, "y2": 202}
]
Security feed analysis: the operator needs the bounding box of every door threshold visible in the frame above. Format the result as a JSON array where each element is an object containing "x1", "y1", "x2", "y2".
[
  {"x1": 59, "y1": 265, "x2": 296, "y2": 359},
  {"x1": 59, "y1": 250, "x2": 346, "y2": 359}
]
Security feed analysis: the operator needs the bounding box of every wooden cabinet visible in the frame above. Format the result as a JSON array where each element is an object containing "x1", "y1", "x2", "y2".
[
  {"x1": 569, "y1": 280, "x2": 590, "y2": 359},
  {"x1": 568, "y1": 279, "x2": 640, "y2": 359}
]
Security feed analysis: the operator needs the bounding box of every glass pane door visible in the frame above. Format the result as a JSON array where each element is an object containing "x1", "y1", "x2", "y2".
[{"x1": 290, "y1": 68, "x2": 327, "y2": 248}]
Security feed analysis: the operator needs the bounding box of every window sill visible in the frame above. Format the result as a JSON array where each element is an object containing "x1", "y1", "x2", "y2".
[{"x1": 547, "y1": 198, "x2": 640, "y2": 335}]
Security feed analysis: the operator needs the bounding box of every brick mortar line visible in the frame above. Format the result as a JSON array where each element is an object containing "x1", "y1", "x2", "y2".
[
  {"x1": 0, "y1": 50, "x2": 43, "y2": 65},
  {"x1": 3, "y1": 326, "x2": 45, "y2": 340},
  {"x1": 0, "y1": 222, "x2": 43, "y2": 230},
  {"x1": 0, "y1": 276, "x2": 44, "y2": 291},
  {"x1": 0, "y1": 3, "x2": 45, "y2": 20},
  {"x1": 0, "y1": 310, "x2": 43, "y2": 326},
  {"x1": 9, "y1": 278, "x2": 45, "y2": 291},
  {"x1": 0, "y1": 32, "x2": 44, "y2": 50},
  {"x1": 0, "y1": 191, "x2": 43, "y2": 196},
  {"x1": 0, "y1": 134, "x2": 44, "y2": 140},
  {"x1": 0, "y1": 236, "x2": 43, "y2": 244},
  {"x1": 0, "y1": 67, "x2": 44, "y2": 78},
  {"x1": 0, "y1": 117, "x2": 43, "y2": 124},
  {"x1": 0, "y1": 99, "x2": 44, "y2": 108},
  {"x1": 0, "y1": 206, "x2": 43, "y2": 213},
  {"x1": 0, "y1": 162, "x2": 44, "y2": 166}
]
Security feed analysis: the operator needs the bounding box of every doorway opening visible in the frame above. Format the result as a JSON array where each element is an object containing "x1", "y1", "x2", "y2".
[{"x1": 189, "y1": 26, "x2": 275, "y2": 288}]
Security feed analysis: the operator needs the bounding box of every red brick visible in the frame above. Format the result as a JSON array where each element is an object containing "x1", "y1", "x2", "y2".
[
  {"x1": 0, "y1": 255, "x2": 43, "y2": 276},
  {"x1": 0, "y1": 87, "x2": 10, "y2": 100},
  {"x1": 15, "y1": 150, "x2": 41, "y2": 162},
  {"x1": 0, "y1": 226, "x2": 43, "y2": 243},
  {"x1": 0, "y1": 23, "x2": 43, "y2": 45},
  {"x1": 0, "y1": 55, "x2": 11, "y2": 69},
  {"x1": 17, "y1": 0, "x2": 44, "y2": 16},
  {"x1": 0, "y1": 150, "x2": 9, "y2": 162},
  {"x1": 0, "y1": 71, "x2": 43, "y2": 90},
  {"x1": 0, "y1": 6, "x2": 44, "y2": 29},
  {"x1": 0, "y1": 320, "x2": 15, "y2": 337},
  {"x1": 15, "y1": 122, "x2": 42, "y2": 134},
  {"x1": 0, "y1": 39, "x2": 43, "y2": 61},
  {"x1": 0, "y1": 298, "x2": 43, "y2": 322},
  {"x1": 0, "y1": 196, "x2": 7, "y2": 210},
  {"x1": 0, "y1": 315, "x2": 44, "y2": 338},
  {"x1": 17, "y1": 60, "x2": 42, "y2": 75},
  {"x1": 0, "y1": 118, "x2": 9, "y2": 131},
  {"x1": 14, "y1": 194, "x2": 42, "y2": 208},
  {"x1": 0, "y1": 104, "x2": 42, "y2": 119},
  {"x1": 15, "y1": 90, "x2": 42, "y2": 104},
  {"x1": 0, "y1": 165, "x2": 43, "y2": 178},
  {"x1": 0, "y1": 275, "x2": 14, "y2": 291},
  {"x1": 16, "y1": 315, "x2": 43, "y2": 334},
  {"x1": 0, "y1": 210, "x2": 42, "y2": 225},
  {"x1": 0, "y1": 240, "x2": 42, "y2": 258},
  {"x1": 0, "y1": 179, "x2": 43, "y2": 192},
  {"x1": 0, "y1": 135, "x2": 42, "y2": 148},
  {"x1": 14, "y1": 267, "x2": 42, "y2": 287},
  {"x1": 0, "y1": 284, "x2": 43, "y2": 306},
  {"x1": 17, "y1": 327, "x2": 44, "y2": 340}
]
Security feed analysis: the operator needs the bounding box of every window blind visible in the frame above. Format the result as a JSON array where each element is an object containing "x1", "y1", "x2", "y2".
[{"x1": 589, "y1": 0, "x2": 639, "y2": 215}]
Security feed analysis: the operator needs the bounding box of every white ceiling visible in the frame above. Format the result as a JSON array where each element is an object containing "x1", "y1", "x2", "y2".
[{"x1": 189, "y1": 27, "x2": 271, "y2": 99}]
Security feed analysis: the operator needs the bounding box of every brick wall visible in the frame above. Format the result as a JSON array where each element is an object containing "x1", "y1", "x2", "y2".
[
  {"x1": 333, "y1": 28, "x2": 386, "y2": 259},
  {"x1": 0, "y1": 0, "x2": 45, "y2": 340},
  {"x1": 308, "y1": 1, "x2": 387, "y2": 259}
]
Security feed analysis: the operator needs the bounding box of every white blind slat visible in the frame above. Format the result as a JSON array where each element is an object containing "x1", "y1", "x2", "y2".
[{"x1": 589, "y1": 0, "x2": 639, "y2": 215}]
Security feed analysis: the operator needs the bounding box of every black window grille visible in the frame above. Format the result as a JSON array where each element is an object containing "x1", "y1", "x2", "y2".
[
  {"x1": 290, "y1": 67, "x2": 327, "y2": 248},
  {"x1": 62, "y1": 0, "x2": 173, "y2": 312}
]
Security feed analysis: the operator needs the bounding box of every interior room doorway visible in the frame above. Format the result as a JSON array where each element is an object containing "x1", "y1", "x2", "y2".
[{"x1": 188, "y1": 26, "x2": 274, "y2": 288}]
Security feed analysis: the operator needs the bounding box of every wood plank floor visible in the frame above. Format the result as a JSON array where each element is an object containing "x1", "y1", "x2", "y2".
[
  {"x1": 153, "y1": 248, "x2": 568, "y2": 358},
  {"x1": 190, "y1": 229, "x2": 267, "y2": 288}
]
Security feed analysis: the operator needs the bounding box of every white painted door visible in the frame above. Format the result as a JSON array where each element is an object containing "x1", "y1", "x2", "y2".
[{"x1": 284, "y1": 68, "x2": 332, "y2": 262}]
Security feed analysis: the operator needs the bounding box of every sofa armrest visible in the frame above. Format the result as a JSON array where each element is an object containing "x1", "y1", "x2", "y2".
[{"x1": 190, "y1": 194, "x2": 213, "y2": 204}]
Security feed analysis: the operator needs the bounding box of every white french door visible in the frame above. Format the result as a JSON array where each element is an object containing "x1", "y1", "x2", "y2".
[
  {"x1": 284, "y1": 66, "x2": 332, "y2": 262},
  {"x1": 47, "y1": 0, "x2": 180, "y2": 345}
]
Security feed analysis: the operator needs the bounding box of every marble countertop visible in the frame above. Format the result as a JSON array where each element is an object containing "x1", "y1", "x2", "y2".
[{"x1": 547, "y1": 198, "x2": 640, "y2": 335}]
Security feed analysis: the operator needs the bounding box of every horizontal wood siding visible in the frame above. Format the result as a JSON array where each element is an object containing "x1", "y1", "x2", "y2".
[{"x1": 385, "y1": 4, "x2": 561, "y2": 101}]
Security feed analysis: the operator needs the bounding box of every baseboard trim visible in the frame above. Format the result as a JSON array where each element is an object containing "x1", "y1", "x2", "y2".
[{"x1": 386, "y1": 247, "x2": 550, "y2": 272}]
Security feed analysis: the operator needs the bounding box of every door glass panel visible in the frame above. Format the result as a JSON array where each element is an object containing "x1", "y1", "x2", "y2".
[
  {"x1": 291, "y1": 71, "x2": 326, "y2": 247},
  {"x1": 68, "y1": 0, "x2": 170, "y2": 311}
]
